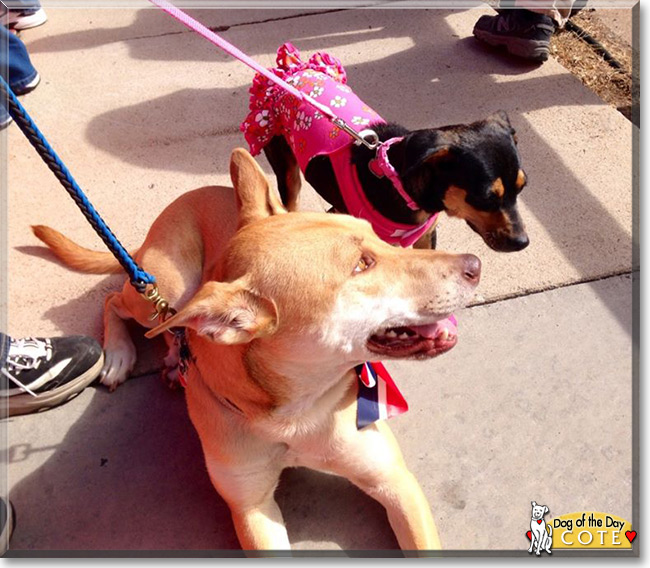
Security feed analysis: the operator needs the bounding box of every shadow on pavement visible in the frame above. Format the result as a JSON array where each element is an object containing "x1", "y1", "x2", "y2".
[{"x1": 7, "y1": 373, "x2": 398, "y2": 551}]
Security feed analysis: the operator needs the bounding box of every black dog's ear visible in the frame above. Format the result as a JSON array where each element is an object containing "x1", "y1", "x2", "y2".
[
  {"x1": 424, "y1": 146, "x2": 453, "y2": 165},
  {"x1": 402, "y1": 144, "x2": 455, "y2": 178},
  {"x1": 488, "y1": 110, "x2": 517, "y2": 143},
  {"x1": 489, "y1": 110, "x2": 512, "y2": 129}
]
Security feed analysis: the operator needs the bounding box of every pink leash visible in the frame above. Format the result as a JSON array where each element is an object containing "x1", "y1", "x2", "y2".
[
  {"x1": 148, "y1": 0, "x2": 379, "y2": 150},
  {"x1": 148, "y1": 0, "x2": 427, "y2": 215}
]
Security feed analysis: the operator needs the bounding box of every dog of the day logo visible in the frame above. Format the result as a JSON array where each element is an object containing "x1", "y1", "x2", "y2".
[
  {"x1": 527, "y1": 502, "x2": 553, "y2": 555},
  {"x1": 526, "y1": 502, "x2": 635, "y2": 552}
]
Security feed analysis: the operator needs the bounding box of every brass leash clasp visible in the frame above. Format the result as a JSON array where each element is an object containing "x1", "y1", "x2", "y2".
[{"x1": 143, "y1": 284, "x2": 177, "y2": 325}]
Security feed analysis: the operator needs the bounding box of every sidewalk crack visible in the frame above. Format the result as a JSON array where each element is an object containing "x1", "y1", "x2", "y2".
[
  {"x1": 468, "y1": 269, "x2": 636, "y2": 309},
  {"x1": 125, "y1": 8, "x2": 347, "y2": 43}
]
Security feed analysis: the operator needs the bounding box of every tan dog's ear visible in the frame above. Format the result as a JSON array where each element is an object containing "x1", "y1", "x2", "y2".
[
  {"x1": 230, "y1": 148, "x2": 287, "y2": 228},
  {"x1": 145, "y1": 279, "x2": 278, "y2": 344}
]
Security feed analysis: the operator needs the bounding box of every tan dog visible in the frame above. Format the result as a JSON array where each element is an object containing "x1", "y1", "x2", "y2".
[{"x1": 33, "y1": 148, "x2": 481, "y2": 551}]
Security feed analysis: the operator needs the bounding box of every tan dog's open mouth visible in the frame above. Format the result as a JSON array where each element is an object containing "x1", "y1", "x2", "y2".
[{"x1": 367, "y1": 316, "x2": 457, "y2": 358}]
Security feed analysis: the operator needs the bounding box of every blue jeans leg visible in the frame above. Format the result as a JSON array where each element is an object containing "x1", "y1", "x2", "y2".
[
  {"x1": 0, "y1": 84, "x2": 8, "y2": 126},
  {"x1": 0, "y1": 25, "x2": 38, "y2": 93},
  {"x1": 0, "y1": 28, "x2": 8, "y2": 124}
]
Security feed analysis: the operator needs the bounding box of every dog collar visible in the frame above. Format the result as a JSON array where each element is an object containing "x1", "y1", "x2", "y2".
[
  {"x1": 330, "y1": 144, "x2": 438, "y2": 248},
  {"x1": 175, "y1": 329, "x2": 247, "y2": 416},
  {"x1": 368, "y1": 137, "x2": 420, "y2": 211},
  {"x1": 175, "y1": 328, "x2": 192, "y2": 388}
]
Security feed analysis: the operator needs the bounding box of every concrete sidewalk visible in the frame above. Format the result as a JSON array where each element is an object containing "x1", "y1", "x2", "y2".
[{"x1": 3, "y1": 4, "x2": 637, "y2": 555}]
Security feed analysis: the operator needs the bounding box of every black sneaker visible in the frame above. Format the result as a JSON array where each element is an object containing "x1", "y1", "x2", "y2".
[
  {"x1": 473, "y1": 9, "x2": 556, "y2": 62},
  {"x1": 0, "y1": 497, "x2": 14, "y2": 556},
  {"x1": 0, "y1": 336, "x2": 104, "y2": 417}
]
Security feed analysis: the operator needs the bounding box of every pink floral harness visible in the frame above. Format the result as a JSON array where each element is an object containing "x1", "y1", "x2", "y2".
[{"x1": 241, "y1": 43, "x2": 438, "y2": 247}]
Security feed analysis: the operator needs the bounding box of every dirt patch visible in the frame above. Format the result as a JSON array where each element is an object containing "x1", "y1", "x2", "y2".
[{"x1": 550, "y1": 9, "x2": 635, "y2": 124}]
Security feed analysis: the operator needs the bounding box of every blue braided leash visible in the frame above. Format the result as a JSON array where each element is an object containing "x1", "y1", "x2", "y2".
[{"x1": 0, "y1": 75, "x2": 155, "y2": 292}]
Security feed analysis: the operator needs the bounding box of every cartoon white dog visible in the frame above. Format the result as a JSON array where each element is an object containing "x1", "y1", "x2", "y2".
[{"x1": 528, "y1": 501, "x2": 553, "y2": 555}]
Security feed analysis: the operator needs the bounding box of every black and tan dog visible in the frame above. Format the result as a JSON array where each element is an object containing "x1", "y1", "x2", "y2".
[
  {"x1": 244, "y1": 44, "x2": 529, "y2": 252},
  {"x1": 266, "y1": 114, "x2": 529, "y2": 251}
]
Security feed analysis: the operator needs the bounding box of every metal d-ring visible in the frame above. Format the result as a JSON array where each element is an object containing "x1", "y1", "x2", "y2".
[
  {"x1": 356, "y1": 128, "x2": 380, "y2": 150},
  {"x1": 332, "y1": 118, "x2": 380, "y2": 151}
]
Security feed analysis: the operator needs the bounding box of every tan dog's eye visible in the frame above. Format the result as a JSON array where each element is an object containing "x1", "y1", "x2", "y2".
[{"x1": 353, "y1": 255, "x2": 374, "y2": 274}]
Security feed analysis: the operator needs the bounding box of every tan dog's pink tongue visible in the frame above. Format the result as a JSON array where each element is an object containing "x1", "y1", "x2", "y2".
[{"x1": 408, "y1": 315, "x2": 457, "y2": 339}]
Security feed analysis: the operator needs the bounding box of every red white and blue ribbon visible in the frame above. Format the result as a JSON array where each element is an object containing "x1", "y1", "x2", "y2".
[{"x1": 356, "y1": 362, "x2": 408, "y2": 429}]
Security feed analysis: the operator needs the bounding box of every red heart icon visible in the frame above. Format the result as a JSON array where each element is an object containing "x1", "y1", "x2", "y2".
[
  {"x1": 526, "y1": 531, "x2": 532, "y2": 541},
  {"x1": 537, "y1": 519, "x2": 543, "y2": 524},
  {"x1": 626, "y1": 531, "x2": 637, "y2": 543}
]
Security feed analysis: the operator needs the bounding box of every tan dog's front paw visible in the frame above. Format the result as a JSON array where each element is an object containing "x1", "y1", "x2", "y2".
[{"x1": 100, "y1": 343, "x2": 136, "y2": 391}]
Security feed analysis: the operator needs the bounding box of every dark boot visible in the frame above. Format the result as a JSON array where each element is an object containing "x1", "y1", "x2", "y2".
[{"x1": 473, "y1": 9, "x2": 556, "y2": 62}]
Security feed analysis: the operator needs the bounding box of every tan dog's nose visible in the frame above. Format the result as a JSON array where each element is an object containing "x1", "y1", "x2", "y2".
[{"x1": 460, "y1": 254, "x2": 481, "y2": 283}]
